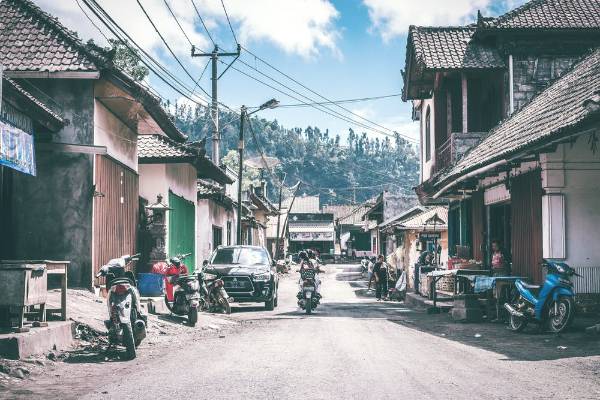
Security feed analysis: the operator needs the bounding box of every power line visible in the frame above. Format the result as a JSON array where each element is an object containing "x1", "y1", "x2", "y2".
[
  {"x1": 136, "y1": 0, "x2": 212, "y2": 100},
  {"x1": 82, "y1": 0, "x2": 210, "y2": 107},
  {"x1": 163, "y1": 0, "x2": 193, "y2": 48},
  {"x1": 231, "y1": 58, "x2": 416, "y2": 142},
  {"x1": 220, "y1": 0, "x2": 238, "y2": 45},
  {"x1": 190, "y1": 0, "x2": 215, "y2": 47},
  {"x1": 76, "y1": 0, "x2": 110, "y2": 43},
  {"x1": 241, "y1": 45, "x2": 416, "y2": 142},
  {"x1": 273, "y1": 93, "x2": 403, "y2": 108}
]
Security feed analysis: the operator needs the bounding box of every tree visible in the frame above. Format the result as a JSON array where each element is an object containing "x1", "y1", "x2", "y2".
[
  {"x1": 107, "y1": 38, "x2": 149, "y2": 82},
  {"x1": 221, "y1": 149, "x2": 261, "y2": 191}
]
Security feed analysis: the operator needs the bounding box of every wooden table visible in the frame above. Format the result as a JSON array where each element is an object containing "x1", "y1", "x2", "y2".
[
  {"x1": 427, "y1": 269, "x2": 491, "y2": 309},
  {"x1": 0, "y1": 260, "x2": 68, "y2": 321}
]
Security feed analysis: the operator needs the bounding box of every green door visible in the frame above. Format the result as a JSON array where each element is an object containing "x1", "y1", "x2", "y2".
[{"x1": 168, "y1": 191, "x2": 196, "y2": 272}]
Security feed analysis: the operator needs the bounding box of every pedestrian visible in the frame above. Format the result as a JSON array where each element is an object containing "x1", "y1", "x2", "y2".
[
  {"x1": 368, "y1": 255, "x2": 389, "y2": 301},
  {"x1": 367, "y1": 256, "x2": 375, "y2": 283},
  {"x1": 490, "y1": 239, "x2": 510, "y2": 276}
]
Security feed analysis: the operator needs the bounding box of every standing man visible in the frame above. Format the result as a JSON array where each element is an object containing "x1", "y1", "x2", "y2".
[{"x1": 368, "y1": 255, "x2": 389, "y2": 301}]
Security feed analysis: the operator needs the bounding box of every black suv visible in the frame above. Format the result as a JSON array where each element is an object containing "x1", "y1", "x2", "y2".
[{"x1": 205, "y1": 246, "x2": 279, "y2": 310}]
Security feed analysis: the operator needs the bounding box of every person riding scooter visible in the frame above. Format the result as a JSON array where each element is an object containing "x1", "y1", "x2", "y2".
[{"x1": 298, "y1": 250, "x2": 323, "y2": 298}]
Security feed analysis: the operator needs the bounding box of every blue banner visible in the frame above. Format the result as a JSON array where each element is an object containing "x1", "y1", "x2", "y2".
[{"x1": 0, "y1": 120, "x2": 36, "y2": 176}]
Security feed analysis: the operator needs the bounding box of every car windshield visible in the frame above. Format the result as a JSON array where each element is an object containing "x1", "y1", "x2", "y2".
[{"x1": 211, "y1": 248, "x2": 269, "y2": 265}]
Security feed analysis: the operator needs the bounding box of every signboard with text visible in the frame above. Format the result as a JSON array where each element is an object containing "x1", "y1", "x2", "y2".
[{"x1": 0, "y1": 120, "x2": 36, "y2": 176}]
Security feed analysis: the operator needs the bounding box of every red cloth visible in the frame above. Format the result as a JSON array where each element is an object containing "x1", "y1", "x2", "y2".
[{"x1": 164, "y1": 263, "x2": 189, "y2": 302}]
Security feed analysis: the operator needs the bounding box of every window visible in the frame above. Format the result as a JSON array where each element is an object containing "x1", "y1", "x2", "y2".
[
  {"x1": 212, "y1": 225, "x2": 223, "y2": 249},
  {"x1": 211, "y1": 247, "x2": 269, "y2": 265},
  {"x1": 425, "y1": 106, "x2": 431, "y2": 161}
]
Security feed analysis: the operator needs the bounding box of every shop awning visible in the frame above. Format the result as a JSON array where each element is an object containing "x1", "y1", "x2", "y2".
[{"x1": 289, "y1": 223, "x2": 334, "y2": 242}]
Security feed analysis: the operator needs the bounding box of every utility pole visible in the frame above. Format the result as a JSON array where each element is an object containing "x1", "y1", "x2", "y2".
[
  {"x1": 191, "y1": 45, "x2": 240, "y2": 164},
  {"x1": 274, "y1": 172, "x2": 286, "y2": 260},
  {"x1": 236, "y1": 106, "x2": 247, "y2": 245}
]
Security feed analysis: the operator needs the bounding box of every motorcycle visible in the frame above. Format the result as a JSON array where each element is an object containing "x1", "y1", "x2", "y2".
[
  {"x1": 199, "y1": 267, "x2": 232, "y2": 314},
  {"x1": 504, "y1": 259, "x2": 580, "y2": 333},
  {"x1": 96, "y1": 253, "x2": 147, "y2": 360},
  {"x1": 297, "y1": 268, "x2": 319, "y2": 314},
  {"x1": 163, "y1": 253, "x2": 201, "y2": 327}
]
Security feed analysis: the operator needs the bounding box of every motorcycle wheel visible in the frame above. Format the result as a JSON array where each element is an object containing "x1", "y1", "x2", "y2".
[
  {"x1": 218, "y1": 296, "x2": 231, "y2": 314},
  {"x1": 164, "y1": 294, "x2": 175, "y2": 313},
  {"x1": 305, "y1": 298, "x2": 312, "y2": 315},
  {"x1": 508, "y1": 312, "x2": 528, "y2": 332},
  {"x1": 547, "y1": 296, "x2": 574, "y2": 333},
  {"x1": 122, "y1": 323, "x2": 136, "y2": 360},
  {"x1": 188, "y1": 307, "x2": 198, "y2": 327}
]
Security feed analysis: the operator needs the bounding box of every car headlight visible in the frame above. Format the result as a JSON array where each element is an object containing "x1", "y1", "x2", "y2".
[{"x1": 253, "y1": 272, "x2": 271, "y2": 282}]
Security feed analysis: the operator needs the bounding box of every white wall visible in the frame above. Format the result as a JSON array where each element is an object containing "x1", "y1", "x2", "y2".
[
  {"x1": 541, "y1": 135, "x2": 600, "y2": 267},
  {"x1": 94, "y1": 100, "x2": 138, "y2": 171},
  {"x1": 139, "y1": 162, "x2": 197, "y2": 257},
  {"x1": 196, "y1": 199, "x2": 236, "y2": 262}
]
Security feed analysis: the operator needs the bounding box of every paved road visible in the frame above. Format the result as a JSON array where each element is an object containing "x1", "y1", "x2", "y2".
[{"x1": 6, "y1": 264, "x2": 600, "y2": 399}]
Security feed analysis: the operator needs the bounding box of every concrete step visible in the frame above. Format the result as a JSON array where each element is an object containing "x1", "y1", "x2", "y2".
[
  {"x1": 0, "y1": 321, "x2": 74, "y2": 359},
  {"x1": 405, "y1": 292, "x2": 453, "y2": 312}
]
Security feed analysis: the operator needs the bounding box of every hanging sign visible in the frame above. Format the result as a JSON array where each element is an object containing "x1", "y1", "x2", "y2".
[{"x1": 0, "y1": 120, "x2": 36, "y2": 176}]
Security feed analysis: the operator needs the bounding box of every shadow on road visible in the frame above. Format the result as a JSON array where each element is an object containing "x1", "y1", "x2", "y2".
[{"x1": 387, "y1": 311, "x2": 600, "y2": 362}]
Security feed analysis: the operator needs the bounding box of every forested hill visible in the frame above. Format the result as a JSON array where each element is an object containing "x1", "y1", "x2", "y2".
[{"x1": 173, "y1": 103, "x2": 419, "y2": 205}]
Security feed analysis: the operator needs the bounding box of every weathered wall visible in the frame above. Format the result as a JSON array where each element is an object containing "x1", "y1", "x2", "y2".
[
  {"x1": 196, "y1": 198, "x2": 235, "y2": 262},
  {"x1": 94, "y1": 100, "x2": 138, "y2": 171},
  {"x1": 10, "y1": 79, "x2": 95, "y2": 287},
  {"x1": 512, "y1": 55, "x2": 580, "y2": 113}
]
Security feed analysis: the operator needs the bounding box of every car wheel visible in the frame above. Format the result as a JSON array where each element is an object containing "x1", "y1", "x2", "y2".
[
  {"x1": 265, "y1": 296, "x2": 275, "y2": 311},
  {"x1": 274, "y1": 289, "x2": 278, "y2": 308}
]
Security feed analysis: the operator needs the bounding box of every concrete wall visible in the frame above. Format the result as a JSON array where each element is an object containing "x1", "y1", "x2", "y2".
[
  {"x1": 196, "y1": 198, "x2": 236, "y2": 262},
  {"x1": 139, "y1": 162, "x2": 197, "y2": 258},
  {"x1": 541, "y1": 134, "x2": 600, "y2": 268},
  {"x1": 94, "y1": 100, "x2": 137, "y2": 171},
  {"x1": 9, "y1": 79, "x2": 95, "y2": 287}
]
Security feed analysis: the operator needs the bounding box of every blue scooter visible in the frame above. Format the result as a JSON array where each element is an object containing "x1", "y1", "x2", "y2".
[{"x1": 504, "y1": 259, "x2": 580, "y2": 333}]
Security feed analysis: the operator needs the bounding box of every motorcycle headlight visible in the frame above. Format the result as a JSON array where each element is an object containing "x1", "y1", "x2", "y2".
[
  {"x1": 203, "y1": 273, "x2": 217, "y2": 280},
  {"x1": 253, "y1": 272, "x2": 271, "y2": 282}
]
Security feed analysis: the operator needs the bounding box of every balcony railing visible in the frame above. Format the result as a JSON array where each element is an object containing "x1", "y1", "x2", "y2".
[{"x1": 436, "y1": 132, "x2": 484, "y2": 171}]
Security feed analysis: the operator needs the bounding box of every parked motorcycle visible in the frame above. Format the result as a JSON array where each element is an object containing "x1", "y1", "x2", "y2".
[
  {"x1": 199, "y1": 267, "x2": 232, "y2": 314},
  {"x1": 164, "y1": 253, "x2": 201, "y2": 327},
  {"x1": 297, "y1": 268, "x2": 319, "y2": 314},
  {"x1": 96, "y1": 253, "x2": 147, "y2": 360},
  {"x1": 504, "y1": 259, "x2": 579, "y2": 333}
]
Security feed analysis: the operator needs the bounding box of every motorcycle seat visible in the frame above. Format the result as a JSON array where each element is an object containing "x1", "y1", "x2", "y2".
[{"x1": 520, "y1": 282, "x2": 541, "y2": 291}]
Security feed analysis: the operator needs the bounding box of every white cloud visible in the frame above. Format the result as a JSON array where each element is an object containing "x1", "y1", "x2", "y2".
[
  {"x1": 363, "y1": 0, "x2": 520, "y2": 41},
  {"x1": 34, "y1": 0, "x2": 340, "y2": 60}
]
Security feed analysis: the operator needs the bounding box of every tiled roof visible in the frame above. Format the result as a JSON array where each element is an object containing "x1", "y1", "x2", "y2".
[
  {"x1": 197, "y1": 179, "x2": 223, "y2": 197},
  {"x1": 0, "y1": 0, "x2": 100, "y2": 72},
  {"x1": 322, "y1": 204, "x2": 371, "y2": 225},
  {"x1": 479, "y1": 0, "x2": 600, "y2": 30},
  {"x1": 3, "y1": 76, "x2": 64, "y2": 124},
  {"x1": 137, "y1": 134, "x2": 196, "y2": 161},
  {"x1": 433, "y1": 48, "x2": 600, "y2": 195},
  {"x1": 282, "y1": 195, "x2": 320, "y2": 213},
  {"x1": 399, "y1": 207, "x2": 448, "y2": 230},
  {"x1": 408, "y1": 26, "x2": 505, "y2": 70}
]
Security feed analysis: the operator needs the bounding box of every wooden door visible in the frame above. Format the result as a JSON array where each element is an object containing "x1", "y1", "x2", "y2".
[{"x1": 93, "y1": 155, "x2": 138, "y2": 285}]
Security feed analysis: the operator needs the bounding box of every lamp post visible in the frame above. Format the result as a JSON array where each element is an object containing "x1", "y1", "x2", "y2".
[{"x1": 236, "y1": 99, "x2": 279, "y2": 245}]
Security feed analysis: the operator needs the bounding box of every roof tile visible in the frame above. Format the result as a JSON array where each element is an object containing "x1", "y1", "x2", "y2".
[{"x1": 137, "y1": 134, "x2": 196, "y2": 160}]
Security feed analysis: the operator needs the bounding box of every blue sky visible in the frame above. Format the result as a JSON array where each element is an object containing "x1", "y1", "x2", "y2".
[{"x1": 36, "y1": 0, "x2": 527, "y2": 144}]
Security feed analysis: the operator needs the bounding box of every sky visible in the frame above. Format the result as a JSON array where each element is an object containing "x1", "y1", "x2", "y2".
[{"x1": 35, "y1": 0, "x2": 527, "y2": 144}]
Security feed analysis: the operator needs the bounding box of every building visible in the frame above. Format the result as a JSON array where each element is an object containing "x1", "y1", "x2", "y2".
[
  {"x1": 196, "y1": 166, "x2": 238, "y2": 263},
  {"x1": 322, "y1": 204, "x2": 372, "y2": 258},
  {"x1": 287, "y1": 212, "x2": 335, "y2": 257},
  {"x1": 362, "y1": 191, "x2": 415, "y2": 255},
  {"x1": 0, "y1": 0, "x2": 187, "y2": 287},
  {"x1": 404, "y1": 0, "x2": 600, "y2": 303},
  {"x1": 381, "y1": 206, "x2": 448, "y2": 289},
  {"x1": 137, "y1": 134, "x2": 232, "y2": 272},
  {"x1": 244, "y1": 182, "x2": 278, "y2": 248}
]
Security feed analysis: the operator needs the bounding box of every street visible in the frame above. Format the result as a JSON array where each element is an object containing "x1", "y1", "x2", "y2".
[{"x1": 4, "y1": 263, "x2": 599, "y2": 400}]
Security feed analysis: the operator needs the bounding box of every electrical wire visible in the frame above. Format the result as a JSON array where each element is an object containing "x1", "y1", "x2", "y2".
[
  {"x1": 190, "y1": 0, "x2": 215, "y2": 47},
  {"x1": 220, "y1": 0, "x2": 238, "y2": 45},
  {"x1": 163, "y1": 0, "x2": 194, "y2": 48},
  {"x1": 272, "y1": 93, "x2": 403, "y2": 108},
  {"x1": 241, "y1": 45, "x2": 415, "y2": 142},
  {"x1": 76, "y1": 0, "x2": 110, "y2": 43}
]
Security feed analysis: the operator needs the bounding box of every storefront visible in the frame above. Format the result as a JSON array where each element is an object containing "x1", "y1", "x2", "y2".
[{"x1": 287, "y1": 213, "x2": 335, "y2": 256}]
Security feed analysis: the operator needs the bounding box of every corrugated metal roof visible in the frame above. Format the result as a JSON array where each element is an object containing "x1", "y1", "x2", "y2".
[
  {"x1": 396, "y1": 207, "x2": 448, "y2": 230},
  {"x1": 282, "y1": 195, "x2": 320, "y2": 213}
]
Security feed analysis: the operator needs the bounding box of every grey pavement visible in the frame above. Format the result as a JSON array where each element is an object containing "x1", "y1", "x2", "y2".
[{"x1": 4, "y1": 264, "x2": 600, "y2": 400}]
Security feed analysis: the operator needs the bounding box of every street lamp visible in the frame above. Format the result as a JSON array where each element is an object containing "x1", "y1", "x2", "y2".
[{"x1": 237, "y1": 98, "x2": 279, "y2": 245}]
